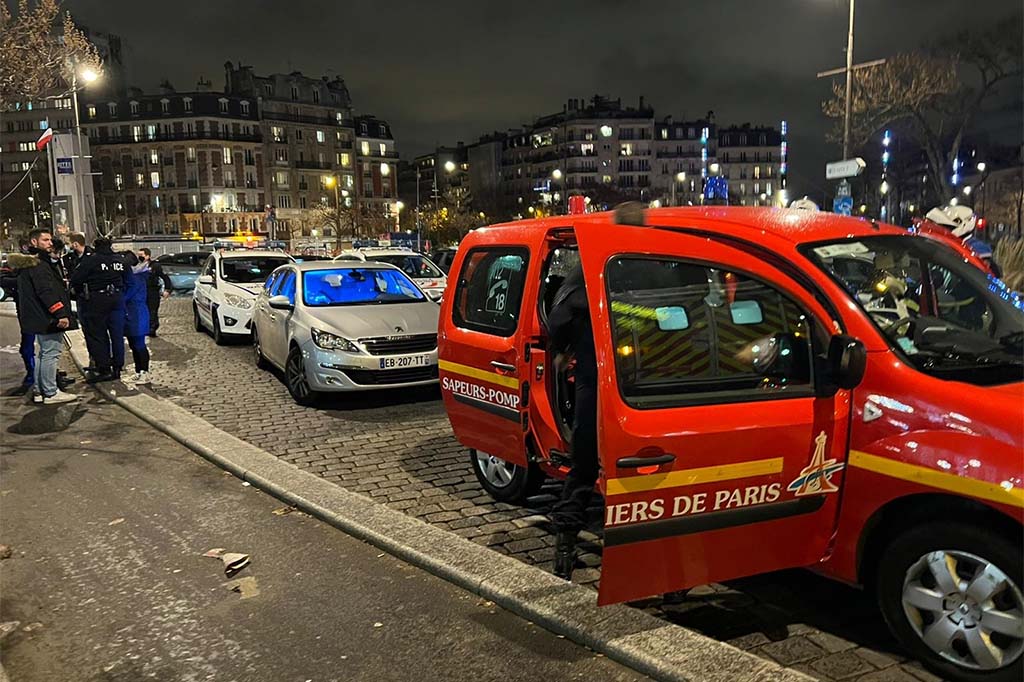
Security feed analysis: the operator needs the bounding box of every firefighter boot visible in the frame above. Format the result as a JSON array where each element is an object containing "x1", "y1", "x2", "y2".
[{"x1": 553, "y1": 531, "x2": 577, "y2": 581}]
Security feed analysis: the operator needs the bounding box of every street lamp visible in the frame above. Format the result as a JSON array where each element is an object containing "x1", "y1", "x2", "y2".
[
  {"x1": 323, "y1": 175, "x2": 342, "y2": 237},
  {"x1": 70, "y1": 63, "x2": 101, "y2": 240},
  {"x1": 963, "y1": 185, "x2": 972, "y2": 196},
  {"x1": 671, "y1": 171, "x2": 687, "y2": 206},
  {"x1": 551, "y1": 169, "x2": 565, "y2": 213},
  {"x1": 977, "y1": 162, "x2": 986, "y2": 173},
  {"x1": 444, "y1": 160, "x2": 456, "y2": 174}
]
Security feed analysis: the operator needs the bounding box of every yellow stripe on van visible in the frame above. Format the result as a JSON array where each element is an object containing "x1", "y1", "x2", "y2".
[
  {"x1": 849, "y1": 450, "x2": 1024, "y2": 509},
  {"x1": 606, "y1": 457, "x2": 784, "y2": 496},
  {"x1": 438, "y1": 359, "x2": 520, "y2": 389}
]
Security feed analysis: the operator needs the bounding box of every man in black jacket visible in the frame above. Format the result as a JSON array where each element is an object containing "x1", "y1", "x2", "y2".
[
  {"x1": 71, "y1": 238, "x2": 129, "y2": 383},
  {"x1": 12, "y1": 229, "x2": 78, "y2": 404},
  {"x1": 137, "y1": 248, "x2": 172, "y2": 336},
  {"x1": 546, "y1": 264, "x2": 599, "y2": 581}
]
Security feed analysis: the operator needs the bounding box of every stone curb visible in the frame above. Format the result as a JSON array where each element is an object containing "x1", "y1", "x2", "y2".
[{"x1": 61, "y1": 328, "x2": 813, "y2": 682}]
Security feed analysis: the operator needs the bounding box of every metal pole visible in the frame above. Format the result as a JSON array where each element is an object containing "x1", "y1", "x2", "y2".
[
  {"x1": 843, "y1": 0, "x2": 855, "y2": 160},
  {"x1": 71, "y1": 73, "x2": 91, "y2": 240},
  {"x1": 29, "y1": 165, "x2": 39, "y2": 227},
  {"x1": 416, "y1": 168, "x2": 421, "y2": 251},
  {"x1": 671, "y1": 180, "x2": 676, "y2": 207}
]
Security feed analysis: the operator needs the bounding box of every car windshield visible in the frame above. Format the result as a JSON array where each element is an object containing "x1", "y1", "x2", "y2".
[
  {"x1": 220, "y1": 257, "x2": 291, "y2": 284},
  {"x1": 302, "y1": 267, "x2": 427, "y2": 306},
  {"x1": 368, "y1": 254, "x2": 443, "y2": 278},
  {"x1": 805, "y1": 235, "x2": 1024, "y2": 386}
]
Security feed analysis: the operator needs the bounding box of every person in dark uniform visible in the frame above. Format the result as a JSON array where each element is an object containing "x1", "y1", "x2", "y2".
[
  {"x1": 70, "y1": 238, "x2": 129, "y2": 383},
  {"x1": 546, "y1": 263, "x2": 599, "y2": 581},
  {"x1": 137, "y1": 248, "x2": 171, "y2": 336},
  {"x1": 66, "y1": 233, "x2": 96, "y2": 369},
  {"x1": 2, "y1": 242, "x2": 37, "y2": 393}
]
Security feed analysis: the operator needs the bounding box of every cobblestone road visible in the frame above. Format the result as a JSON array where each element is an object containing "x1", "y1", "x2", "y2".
[{"x1": 140, "y1": 298, "x2": 944, "y2": 682}]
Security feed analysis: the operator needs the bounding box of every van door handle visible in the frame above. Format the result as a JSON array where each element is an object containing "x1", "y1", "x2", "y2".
[
  {"x1": 491, "y1": 361, "x2": 516, "y2": 372},
  {"x1": 616, "y1": 453, "x2": 676, "y2": 469}
]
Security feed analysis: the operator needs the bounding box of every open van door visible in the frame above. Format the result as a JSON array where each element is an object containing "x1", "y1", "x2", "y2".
[{"x1": 574, "y1": 221, "x2": 854, "y2": 605}]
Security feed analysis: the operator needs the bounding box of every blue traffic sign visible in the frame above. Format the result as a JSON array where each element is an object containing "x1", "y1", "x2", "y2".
[
  {"x1": 833, "y1": 196, "x2": 854, "y2": 216},
  {"x1": 56, "y1": 157, "x2": 73, "y2": 174}
]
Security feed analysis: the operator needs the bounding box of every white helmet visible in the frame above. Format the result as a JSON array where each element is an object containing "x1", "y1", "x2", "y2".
[{"x1": 925, "y1": 205, "x2": 976, "y2": 238}]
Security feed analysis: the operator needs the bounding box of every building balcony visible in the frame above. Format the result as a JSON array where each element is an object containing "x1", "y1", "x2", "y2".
[
  {"x1": 294, "y1": 160, "x2": 332, "y2": 170},
  {"x1": 93, "y1": 130, "x2": 264, "y2": 145},
  {"x1": 264, "y1": 111, "x2": 354, "y2": 128},
  {"x1": 655, "y1": 150, "x2": 702, "y2": 159}
]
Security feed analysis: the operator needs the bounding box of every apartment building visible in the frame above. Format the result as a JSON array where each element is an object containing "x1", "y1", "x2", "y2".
[{"x1": 354, "y1": 115, "x2": 399, "y2": 223}]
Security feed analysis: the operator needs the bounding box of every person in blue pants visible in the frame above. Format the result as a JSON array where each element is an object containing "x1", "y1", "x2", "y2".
[{"x1": 122, "y1": 252, "x2": 152, "y2": 384}]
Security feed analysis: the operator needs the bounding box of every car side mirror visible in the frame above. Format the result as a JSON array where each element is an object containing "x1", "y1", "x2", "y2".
[
  {"x1": 824, "y1": 334, "x2": 867, "y2": 392},
  {"x1": 197, "y1": 275, "x2": 214, "y2": 285},
  {"x1": 268, "y1": 294, "x2": 294, "y2": 311}
]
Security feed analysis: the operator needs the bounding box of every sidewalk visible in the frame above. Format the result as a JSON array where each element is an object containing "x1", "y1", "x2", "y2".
[{"x1": 0, "y1": 321, "x2": 647, "y2": 682}]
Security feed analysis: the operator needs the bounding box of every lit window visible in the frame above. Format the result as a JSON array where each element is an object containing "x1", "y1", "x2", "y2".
[
  {"x1": 154, "y1": 195, "x2": 161, "y2": 208},
  {"x1": 130, "y1": 101, "x2": 139, "y2": 115},
  {"x1": 150, "y1": 149, "x2": 159, "y2": 165},
  {"x1": 620, "y1": 143, "x2": 633, "y2": 156},
  {"x1": 147, "y1": 124, "x2": 157, "y2": 140},
  {"x1": 661, "y1": 128, "x2": 668, "y2": 140},
  {"x1": 336, "y1": 112, "x2": 344, "y2": 124},
  {"x1": 87, "y1": 105, "x2": 97, "y2": 119},
  {"x1": 361, "y1": 141, "x2": 370, "y2": 156},
  {"x1": 184, "y1": 97, "x2": 193, "y2": 112},
  {"x1": 602, "y1": 175, "x2": 612, "y2": 184},
  {"x1": 272, "y1": 126, "x2": 284, "y2": 142},
  {"x1": 338, "y1": 152, "x2": 351, "y2": 167},
  {"x1": 136, "y1": 172, "x2": 145, "y2": 187},
  {"x1": 38, "y1": 119, "x2": 48, "y2": 130},
  {"x1": 223, "y1": 147, "x2": 232, "y2": 164},
  {"x1": 275, "y1": 171, "x2": 289, "y2": 186},
  {"x1": 380, "y1": 163, "x2": 390, "y2": 176},
  {"x1": 754, "y1": 166, "x2": 761, "y2": 179},
  {"x1": 132, "y1": 125, "x2": 142, "y2": 142},
  {"x1": 115, "y1": 173, "x2": 123, "y2": 190},
  {"x1": 379, "y1": 143, "x2": 387, "y2": 156},
  {"x1": 150, "y1": 172, "x2": 160, "y2": 189},
  {"x1": 187, "y1": 147, "x2": 196, "y2": 161},
  {"x1": 600, "y1": 125, "x2": 613, "y2": 138},
  {"x1": 191, "y1": 194, "x2": 199, "y2": 210},
  {"x1": 316, "y1": 130, "x2": 325, "y2": 143},
  {"x1": 344, "y1": 174, "x2": 353, "y2": 188}
]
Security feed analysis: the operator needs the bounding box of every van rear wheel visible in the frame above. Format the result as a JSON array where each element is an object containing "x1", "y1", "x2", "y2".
[
  {"x1": 876, "y1": 522, "x2": 1023, "y2": 682},
  {"x1": 469, "y1": 450, "x2": 543, "y2": 503}
]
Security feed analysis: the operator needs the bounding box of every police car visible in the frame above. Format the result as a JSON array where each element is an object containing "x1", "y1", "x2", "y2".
[
  {"x1": 438, "y1": 205, "x2": 1024, "y2": 682},
  {"x1": 333, "y1": 247, "x2": 447, "y2": 302},
  {"x1": 192, "y1": 250, "x2": 294, "y2": 344}
]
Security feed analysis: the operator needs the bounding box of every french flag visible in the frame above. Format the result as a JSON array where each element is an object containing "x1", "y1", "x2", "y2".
[{"x1": 36, "y1": 127, "x2": 54, "y2": 151}]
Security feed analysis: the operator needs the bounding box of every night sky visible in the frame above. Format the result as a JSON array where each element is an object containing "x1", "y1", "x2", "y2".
[{"x1": 68, "y1": 0, "x2": 1021, "y2": 201}]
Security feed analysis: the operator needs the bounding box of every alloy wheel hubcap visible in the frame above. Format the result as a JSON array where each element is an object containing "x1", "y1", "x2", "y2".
[
  {"x1": 475, "y1": 451, "x2": 515, "y2": 488},
  {"x1": 902, "y1": 549, "x2": 1024, "y2": 671},
  {"x1": 288, "y1": 355, "x2": 308, "y2": 397}
]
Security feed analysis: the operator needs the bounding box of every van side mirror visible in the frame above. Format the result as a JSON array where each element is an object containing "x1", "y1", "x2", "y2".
[
  {"x1": 825, "y1": 334, "x2": 867, "y2": 391},
  {"x1": 198, "y1": 274, "x2": 214, "y2": 285}
]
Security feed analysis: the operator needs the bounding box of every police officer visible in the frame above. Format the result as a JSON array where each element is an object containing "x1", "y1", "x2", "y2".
[
  {"x1": 546, "y1": 263, "x2": 599, "y2": 581},
  {"x1": 70, "y1": 238, "x2": 129, "y2": 383}
]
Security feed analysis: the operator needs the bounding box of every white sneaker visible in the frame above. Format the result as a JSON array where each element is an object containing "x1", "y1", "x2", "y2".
[
  {"x1": 31, "y1": 392, "x2": 43, "y2": 404},
  {"x1": 135, "y1": 371, "x2": 152, "y2": 385},
  {"x1": 43, "y1": 390, "x2": 78, "y2": 404}
]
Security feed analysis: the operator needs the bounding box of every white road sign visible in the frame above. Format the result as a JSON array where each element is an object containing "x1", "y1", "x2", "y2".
[{"x1": 826, "y1": 158, "x2": 867, "y2": 180}]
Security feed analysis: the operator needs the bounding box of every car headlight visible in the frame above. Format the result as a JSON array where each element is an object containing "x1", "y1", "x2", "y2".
[
  {"x1": 311, "y1": 328, "x2": 360, "y2": 352},
  {"x1": 223, "y1": 293, "x2": 253, "y2": 310}
]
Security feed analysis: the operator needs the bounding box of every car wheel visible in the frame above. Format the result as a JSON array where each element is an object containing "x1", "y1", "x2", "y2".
[
  {"x1": 469, "y1": 449, "x2": 544, "y2": 503},
  {"x1": 193, "y1": 303, "x2": 203, "y2": 332},
  {"x1": 285, "y1": 345, "x2": 317, "y2": 406},
  {"x1": 876, "y1": 522, "x2": 1023, "y2": 682},
  {"x1": 252, "y1": 327, "x2": 269, "y2": 370},
  {"x1": 212, "y1": 309, "x2": 226, "y2": 346}
]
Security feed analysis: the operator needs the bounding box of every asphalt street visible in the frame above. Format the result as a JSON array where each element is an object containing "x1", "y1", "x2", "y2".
[{"x1": 0, "y1": 320, "x2": 645, "y2": 682}]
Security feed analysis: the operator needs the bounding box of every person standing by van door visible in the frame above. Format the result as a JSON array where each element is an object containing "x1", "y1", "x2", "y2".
[{"x1": 546, "y1": 264, "x2": 599, "y2": 581}]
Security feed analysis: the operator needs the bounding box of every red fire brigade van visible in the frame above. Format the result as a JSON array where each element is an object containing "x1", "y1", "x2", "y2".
[{"x1": 438, "y1": 206, "x2": 1023, "y2": 682}]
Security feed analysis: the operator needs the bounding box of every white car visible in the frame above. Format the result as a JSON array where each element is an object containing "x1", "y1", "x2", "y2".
[
  {"x1": 333, "y1": 248, "x2": 447, "y2": 302},
  {"x1": 193, "y1": 250, "x2": 294, "y2": 344},
  {"x1": 251, "y1": 261, "x2": 440, "y2": 404}
]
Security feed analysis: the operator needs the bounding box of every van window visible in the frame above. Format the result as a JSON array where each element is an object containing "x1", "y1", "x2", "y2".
[
  {"x1": 452, "y1": 248, "x2": 529, "y2": 337},
  {"x1": 606, "y1": 256, "x2": 819, "y2": 408}
]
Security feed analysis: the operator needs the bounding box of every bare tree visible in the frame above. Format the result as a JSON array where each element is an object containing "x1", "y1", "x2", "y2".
[
  {"x1": 822, "y1": 13, "x2": 1023, "y2": 203},
  {"x1": 0, "y1": 0, "x2": 101, "y2": 106}
]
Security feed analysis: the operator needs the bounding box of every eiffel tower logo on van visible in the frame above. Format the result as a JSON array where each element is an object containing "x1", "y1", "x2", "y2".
[{"x1": 788, "y1": 431, "x2": 845, "y2": 497}]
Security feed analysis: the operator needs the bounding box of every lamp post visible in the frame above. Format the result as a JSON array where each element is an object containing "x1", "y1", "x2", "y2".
[
  {"x1": 324, "y1": 175, "x2": 342, "y2": 238},
  {"x1": 842, "y1": 0, "x2": 855, "y2": 159},
  {"x1": 71, "y1": 66, "x2": 99, "y2": 240},
  {"x1": 551, "y1": 168, "x2": 564, "y2": 214},
  {"x1": 671, "y1": 171, "x2": 686, "y2": 206}
]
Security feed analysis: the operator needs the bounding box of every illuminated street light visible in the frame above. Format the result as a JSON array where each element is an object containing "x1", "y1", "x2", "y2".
[
  {"x1": 323, "y1": 175, "x2": 336, "y2": 188},
  {"x1": 709, "y1": 162, "x2": 721, "y2": 175},
  {"x1": 551, "y1": 168, "x2": 563, "y2": 180},
  {"x1": 444, "y1": 160, "x2": 456, "y2": 173},
  {"x1": 651, "y1": 199, "x2": 662, "y2": 208},
  {"x1": 396, "y1": 200, "x2": 405, "y2": 211},
  {"x1": 675, "y1": 172, "x2": 686, "y2": 182},
  {"x1": 977, "y1": 162, "x2": 987, "y2": 172},
  {"x1": 880, "y1": 180, "x2": 890, "y2": 195},
  {"x1": 80, "y1": 67, "x2": 99, "y2": 83},
  {"x1": 963, "y1": 185, "x2": 972, "y2": 196},
  {"x1": 380, "y1": 163, "x2": 391, "y2": 177}
]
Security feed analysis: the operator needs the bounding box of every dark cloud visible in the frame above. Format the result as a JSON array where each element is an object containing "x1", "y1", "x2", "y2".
[{"x1": 66, "y1": 0, "x2": 1021, "y2": 199}]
